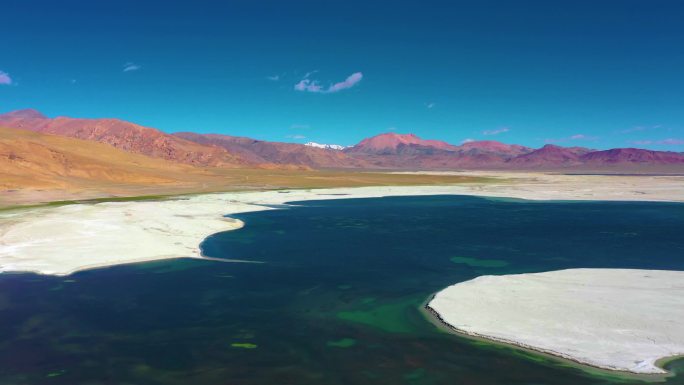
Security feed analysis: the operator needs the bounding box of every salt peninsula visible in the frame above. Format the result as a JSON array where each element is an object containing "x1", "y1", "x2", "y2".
[{"x1": 427, "y1": 269, "x2": 684, "y2": 374}]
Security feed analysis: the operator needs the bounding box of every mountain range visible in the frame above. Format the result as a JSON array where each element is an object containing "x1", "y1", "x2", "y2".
[{"x1": 1, "y1": 109, "x2": 683, "y2": 173}]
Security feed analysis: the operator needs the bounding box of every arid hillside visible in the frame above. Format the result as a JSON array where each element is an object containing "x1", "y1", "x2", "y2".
[
  {"x1": 0, "y1": 126, "x2": 205, "y2": 190},
  {"x1": 0, "y1": 109, "x2": 250, "y2": 167},
  {"x1": 0, "y1": 126, "x2": 479, "y2": 208}
]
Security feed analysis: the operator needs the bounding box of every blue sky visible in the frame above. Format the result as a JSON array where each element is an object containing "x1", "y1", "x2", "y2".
[{"x1": 1, "y1": 0, "x2": 683, "y2": 150}]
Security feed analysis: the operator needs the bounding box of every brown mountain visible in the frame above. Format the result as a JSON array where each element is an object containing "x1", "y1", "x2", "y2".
[
  {"x1": 343, "y1": 134, "x2": 533, "y2": 169},
  {"x1": 450, "y1": 140, "x2": 533, "y2": 167},
  {"x1": 346, "y1": 133, "x2": 458, "y2": 154},
  {"x1": 345, "y1": 133, "x2": 684, "y2": 169},
  {"x1": 457, "y1": 140, "x2": 532, "y2": 158},
  {"x1": 510, "y1": 144, "x2": 594, "y2": 167},
  {"x1": 0, "y1": 126, "x2": 203, "y2": 191},
  {"x1": 0, "y1": 109, "x2": 246, "y2": 167},
  {"x1": 174, "y1": 132, "x2": 369, "y2": 169},
  {"x1": 580, "y1": 148, "x2": 684, "y2": 165},
  {"x1": 344, "y1": 133, "x2": 454, "y2": 168}
]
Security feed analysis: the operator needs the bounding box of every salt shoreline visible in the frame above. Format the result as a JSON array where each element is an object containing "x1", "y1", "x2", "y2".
[
  {"x1": 423, "y1": 302, "x2": 684, "y2": 380},
  {"x1": 1, "y1": 173, "x2": 684, "y2": 276},
  {"x1": 426, "y1": 269, "x2": 684, "y2": 375}
]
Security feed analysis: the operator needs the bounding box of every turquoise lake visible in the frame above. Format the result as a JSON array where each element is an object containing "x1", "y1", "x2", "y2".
[{"x1": 0, "y1": 195, "x2": 683, "y2": 384}]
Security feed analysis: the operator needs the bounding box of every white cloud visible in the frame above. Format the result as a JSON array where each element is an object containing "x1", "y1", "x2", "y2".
[
  {"x1": 287, "y1": 134, "x2": 306, "y2": 139},
  {"x1": 631, "y1": 138, "x2": 684, "y2": 146},
  {"x1": 327, "y1": 72, "x2": 363, "y2": 93},
  {"x1": 569, "y1": 134, "x2": 598, "y2": 141},
  {"x1": 660, "y1": 138, "x2": 684, "y2": 145},
  {"x1": 267, "y1": 75, "x2": 280, "y2": 81},
  {"x1": 461, "y1": 138, "x2": 475, "y2": 144},
  {"x1": 123, "y1": 62, "x2": 141, "y2": 72},
  {"x1": 303, "y1": 70, "x2": 318, "y2": 78},
  {"x1": 294, "y1": 72, "x2": 363, "y2": 93},
  {"x1": 620, "y1": 125, "x2": 662, "y2": 134},
  {"x1": 290, "y1": 124, "x2": 310, "y2": 129},
  {"x1": 482, "y1": 127, "x2": 510, "y2": 136},
  {"x1": 294, "y1": 79, "x2": 323, "y2": 92},
  {"x1": 426, "y1": 102, "x2": 436, "y2": 109},
  {"x1": 0, "y1": 71, "x2": 12, "y2": 85},
  {"x1": 544, "y1": 134, "x2": 599, "y2": 143}
]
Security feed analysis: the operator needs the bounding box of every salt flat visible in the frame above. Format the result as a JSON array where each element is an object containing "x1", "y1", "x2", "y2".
[
  {"x1": 427, "y1": 269, "x2": 684, "y2": 374},
  {"x1": 1, "y1": 172, "x2": 683, "y2": 275}
]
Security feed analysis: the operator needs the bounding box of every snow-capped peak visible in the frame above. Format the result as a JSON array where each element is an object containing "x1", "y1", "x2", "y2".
[{"x1": 304, "y1": 142, "x2": 347, "y2": 150}]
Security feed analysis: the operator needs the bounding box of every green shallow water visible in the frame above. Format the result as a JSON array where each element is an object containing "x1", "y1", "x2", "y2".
[{"x1": 0, "y1": 195, "x2": 683, "y2": 384}]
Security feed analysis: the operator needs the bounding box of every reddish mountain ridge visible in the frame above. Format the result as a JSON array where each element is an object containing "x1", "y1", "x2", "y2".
[
  {"x1": 348, "y1": 133, "x2": 458, "y2": 154},
  {"x1": 347, "y1": 134, "x2": 530, "y2": 157},
  {"x1": 581, "y1": 148, "x2": 684, "y2": 164},
  {"x1": 510, "y1": 144, "x2": 594, "y2": 167},
  {"x1": 344, "y1": 134, "x2": 534, "y2": 169},
  {"x1": 458, "y1": 140, "x2": 532, "y2": 157},
  {"x1": 174, "y1": 132, "x2": 369, "y2": 169},
  {"x1": 0, "y1": 109, "x2": 247, "y2": 167},
  {"x1": 513, "y1": 145, "x2": 684, "y2": 167},
  {"x1": 345, "y1": 133, "x2": 684, "y2": 169},
  {"x1": 1, "y1": 110, "x2": 683, "y2": 171}
]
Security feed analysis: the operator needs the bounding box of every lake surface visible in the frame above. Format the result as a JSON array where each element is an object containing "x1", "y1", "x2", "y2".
[{"x1": 1, "y1": 195, "x2": 683, "y2": 385}]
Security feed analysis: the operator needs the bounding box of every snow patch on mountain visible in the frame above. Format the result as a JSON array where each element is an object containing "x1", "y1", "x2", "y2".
[{"x1": 304, "y1": 142, "x2": 347, "y2": 150}]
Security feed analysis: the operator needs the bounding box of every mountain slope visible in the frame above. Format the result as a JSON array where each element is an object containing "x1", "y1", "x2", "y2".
[
  {"x1": 510, "y1": 144, "x2": 593, "y2": 167},
  {"x1": 457, "y1": 140, "x2": 532, "y2": 158},
  {"x1": 0, "y1": 110, "x2": 246, "y2": 167},
  {"x1": 0, "y1": 126, "x2": 202, "y2": 190},
  {"x1": 174, "y1": 132, "x2": 369, "y2": 168},
  {"x1": 346, "y1": 133, "x2": 458, "y2": 154},
  {"x1": 344, "y1": 134, "x2": 534, "y2": 169},
  {"x1": 345, "y1": 133, "x2": 684, "y2": 169},
  {"x1": 581, "y1": 148, "x2": 684, "y2": 164}
]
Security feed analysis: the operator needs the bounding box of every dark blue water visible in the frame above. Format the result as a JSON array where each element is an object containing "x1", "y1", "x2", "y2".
[{"x1": 0, "y1": 195, "x2": 683, "y2": 384}]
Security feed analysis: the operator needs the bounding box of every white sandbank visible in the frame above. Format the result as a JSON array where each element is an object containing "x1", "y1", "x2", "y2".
[
  {"x1": 0, "y1": 185, "x2": 478, "y2": 275},
  {"x1": 1, "y1": 172, "x2": 683, "y2": 276},
  {"x1": 427, "y1": 269, "x2": 684, "y2": 374}
]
